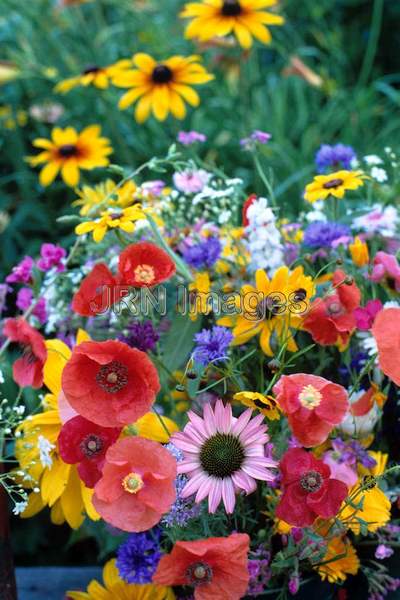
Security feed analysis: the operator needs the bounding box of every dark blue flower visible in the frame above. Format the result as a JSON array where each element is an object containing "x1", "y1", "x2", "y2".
[
  {"x1": 182, "y1": 237, "x2": 222, "y2": 269},
  {"x1": 303, "y1": 221, "x2": 350, "y2": 249},
  {"x1": 116, "y1": 530, "x2": 162, "y2": 584},
  {"x1": 315, "y1": 143, "x2": 356, "y2": 173},
  {"x1": 194, "y1": 326, "x2": 233, "y2": 365},
  {"x1": 120, "y1": 320, "x2": 159, "y2": 352}
]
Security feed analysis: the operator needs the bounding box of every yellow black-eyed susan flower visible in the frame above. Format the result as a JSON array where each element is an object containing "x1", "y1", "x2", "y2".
[
  {"x1": 73, "y1": 180, "x2": 137, "y2": 216},
  {"x1": 234, "y1": 391, "x2": 281, "y2": 419},
  {"x1": 75, "y1": 205, "x2": 144, "y2": 243},
  {"x1": 27, "y1": 125, "x2": 112, "y2": 187},
  {"x1": 112, "y1": 53, "x2": 214, "y2": 122},
  {"x1": 180, "y1": 0, "x2": 284, "y2": 49},
  {"x1": 304, "y1": 170, "x2": 366, "y2": 203},
  {"x1": 54, "y1": 60, "x2": 131, "y2": 94}
]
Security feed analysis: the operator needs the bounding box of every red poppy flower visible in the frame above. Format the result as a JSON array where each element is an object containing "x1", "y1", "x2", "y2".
[
  {"x1": 58, "y1": 415, "x2": 121, "y2": 487},
  {"x1": 153, "y1": 533, "x2": 250, "y2": 600},
  {"x1": 273, "y1": 374, "x2": 349, "y2": 447},
  {"x1": 61, "y1": 340, "x2": 160, "y2": 427},
  {"x1": 93, "y1": 436, "x2": 176, "y2": 532},
  {"x1": 118, "y1": 241, "x2": 176, "y2": 288},
  {"x1": 72, "y1": 263, "x2": 129, "y2": 316},
  {"x1": 372, "y1": 307, "x2": 400, "y2": 386},
  {"x1": 242, "y1": 194, "x2": 257, "y2": 227},
  {"x1": 3, "y1": 318, "x2": 47, "y2": 388},
  {"x1": 303, "y1": 270, "x2": 361, "y2": 347},
  {"x1": 276, "y1": 448, "x2": 348, "y2": 527}
]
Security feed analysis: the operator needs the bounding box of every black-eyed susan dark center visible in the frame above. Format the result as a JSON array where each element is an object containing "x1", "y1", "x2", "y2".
[
  {"x1": 256, "y1": 295, "x2": 284, "y2": 321},
  {"x1": 82, "y1": 65, "x2": 101, "y2": 75},
  {"x1": 221, "y1": 0, "x2": 242, "y2": 16},
  {"x1": 58, "y1": 144, "x2": 79, "y2": 158},
  {"x1": 80, "y1": 434, "x2": 104, "y2": 457},
  {"x1": 323, "y1": 178, "x2": 344, "y2": 190},
  {"x1": 186, "y1": 562, "x2": 213, "y2": 586},
  {"x1": 96, "y1": 360, "x2": 129, "y2": 393},
  {"x1": 300, "y1": 470, "x2": 323, "y2": 493},
  {"x1": 200, "y1": 433, "x2": 245, "y2": 478},
  {"x1": 152, "y1": 65, "x2": 173, "y2": 84}
]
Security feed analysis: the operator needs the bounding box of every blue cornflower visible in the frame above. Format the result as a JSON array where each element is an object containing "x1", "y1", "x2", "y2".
[
  {"x1": 120, "y1": 320, "x2": 159, "y2": 352},
  {"x1": 315, "y1": 143, "x2": 357, "y2": 173},
  {"x1": 116, "y1": 530, "x2": 162, "y2": 584},
  {"x1": 194, "y1": 326, "x2": 233, "y2": 365},
  {"x1": 303, "y1": 221, "x2": 350, "y2": 249},
  {"x1": 182, "y1": 237, "x2": 221, "y2": 269}
]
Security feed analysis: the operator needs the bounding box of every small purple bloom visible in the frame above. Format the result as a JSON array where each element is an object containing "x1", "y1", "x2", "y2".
[
  {"x1": 194, "y1": 326, "x2": 233, "y2": 365},
  {"x1": 251, "y1": 130, "x2": 271, "y2": 144},
  {"x1": 315, "y1": 143, "x2": 356, "y2": 173},
  {"x1": 247, "y1": 548, "x2": 271, "y2": 597},
  {"x1": 162, "y1": 443, "x2": 201, "y2": 528},
  {"x1": 116, "y1": 530, "x2": 162, "y2": 583},
  {"x1": 16, "y1": 288, "x2": 47, "y2": 324},
  {"x1": 303, "y1": 221, "x2": 351, "y2": 249},
  {"x1": 375, "y1": 544, "x2": 394, "y2": 560},
  {"x1": 121, "y1": 320, "x2": 159, "y2": 352},
  {"x1": 182, "y1": 237, "x2": 222, "y2": 269},
  {"x1": 173, "y1": 169, "x2": 210, "y2": 194},
  {"x1": 6, "y1": 256, "x2": 34, "y2": 284},
  {"x1": 177, "y1": 130, "x2": 207, "y2": 146},
  {"x1": 288, "y1": 574, "x2": 300, "y2": 595},
  {"x1": 331, "y1": 437, "x2": 377, "y2": 469},
  {"x1": 37, "y1": 243, "x2": 66, "y2": 272},
  {"x1": 141, "y1": 180, "x2": 166, "y2": 197}
]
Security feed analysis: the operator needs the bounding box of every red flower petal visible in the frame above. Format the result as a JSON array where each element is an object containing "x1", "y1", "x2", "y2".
[
  {"x1": 72, "y1": 263, "x2": 127, "y2": 316},
  {"x1": 118, "y1": 241, "x2": 176, "y2": 288},
  {"x1": 372, "y1": 307, "x2": 400, "y2": 386},
  {"x1": 306, "y1": 478, "x2": 348, "y2": 519}
]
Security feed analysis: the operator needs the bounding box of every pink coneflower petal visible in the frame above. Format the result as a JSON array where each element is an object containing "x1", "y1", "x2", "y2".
[
  {"x1": 181, "y1": 471, "x2": 208, "y2": 498},
  {"x1": 208, "y1": 478, "x2": 222, "y2": 513},
  {"x1": 203, "y1": 402, "x2": 217, "y2": 436},
  {"x1": 231, "y1": 408, "x2": 253, "y2": 436},
  {"x1": 177, "y1": 459, "x2": 200, "y2": 474},
  {"x1": 195, "y1": 476, "x2": 214, "y2": 503},
  {"x1": 222, "y1": 478, "x2": 236, "y2": 513},
  {"x1": 187, "y1": 410, "x2": 208, "y2": 439},
  {"x1": 242, "y1": 463, "x2": 276, "y2": 481},
  {"x1": 172, "y1": 433, "x2": 199, "y2": 454},
  {"x1": 232, "y1": 470, "x2": 257, "y2": 494}
]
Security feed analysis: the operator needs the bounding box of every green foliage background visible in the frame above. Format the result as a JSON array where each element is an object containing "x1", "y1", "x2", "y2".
[{"x1": 1, "y1": 0, "x2": 399, "y2": 280}]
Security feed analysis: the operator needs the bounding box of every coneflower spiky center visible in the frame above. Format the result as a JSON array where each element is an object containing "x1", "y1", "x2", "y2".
[{"x1": 200, "y1": 433, "x2": 245, "y2": 477}]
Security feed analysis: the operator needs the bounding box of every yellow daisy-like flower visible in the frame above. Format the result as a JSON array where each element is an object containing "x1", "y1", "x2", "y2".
[
  {"x1": 16, "y1": 331, "x2": 100, "y2": 529},
  {"x1": 349, "y1": 236, "x2": 369, "y2": 267},
  {"x1": 75, "y1": 204, "x2": 144, "y2": 243},
  {"x1": 316, "y1": 536, "x2": 359, "y2": 583},
  {"x1": 68, "y1": 559, "x2": 175, "y2": 600},
  {"x1": 304, "y1": 170, "x2": 366, "y2": 203},
  {"x1": 132, "y1": 412, "x2": 179, "y2": 443},
  {"x1": 27, "y1": 125, "x2": 112, "y2": 187},
  {"x1": 188, "y1": 271, "x2": 212, "y2": 320},
  {"x1": 73, "y1": 180, "x2": 137, "y2": 217},
  {"x1": 113, "y1": 53, "x2": 214, "y2": 122},
  {"x1": 340, "y1": 478, "x2": 391, "y2": 534},
  {"x1": 180, "y1": 0, "x2": 284, "y2": 49},
  {"x1": 218, "y1": 266, "x2": 315, "y2": 356},
  {"x1": 234, "y1": 391, "x2": 281, "y2": 419},
  {"x1": 55, "y1": 60, "x2": 132, "y2": 94}
]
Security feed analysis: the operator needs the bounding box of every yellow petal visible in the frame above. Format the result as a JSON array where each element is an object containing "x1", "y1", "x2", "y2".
[
  {"x1": 39, "y1": 161, "x2": 60, "y2": 186},
  {"x1": 44, "y1": 339, "x2": 71, "y2": 396},
  {"x1": 61, "y1": 160, "x2": 80, "y2": 187}
]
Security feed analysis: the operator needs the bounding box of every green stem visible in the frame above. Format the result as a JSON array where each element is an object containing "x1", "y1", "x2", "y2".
[
  {"x1": 152, "y1": 405, "x2": 171, "y2": 439},
  {"x1": 357, "y1": 0, "x2": 384, "y2": 87},
  {"x1": 253, "y1": 154, "x2": 277, "y2": 209}
]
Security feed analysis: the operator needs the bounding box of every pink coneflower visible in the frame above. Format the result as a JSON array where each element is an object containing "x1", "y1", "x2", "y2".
[{"x1": 172, "y1": 399, "x2": 277, "y2": 514}]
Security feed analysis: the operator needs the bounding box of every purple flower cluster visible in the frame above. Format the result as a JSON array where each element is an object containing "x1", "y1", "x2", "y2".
[
  {"x1": 303, "y1": 221, "x2": 350, "y2": 249},
  {"x1": 315, "y1": 143, "x2": 356, "y2": 173},
  {"x1": 162, "y1": 443, "x2": 201, "y2": 528},
  {"x1": 37, "y1": 243, "x2": 66, "y2": 272},
  {"x1": 331, "y1": 437, "x2": 377, "y2": 469},
  {"x1": 116, "y1": 530, "x2": 161, "y2": 584},
  {"x1": 194, "y1": 326, "x2": 233, "y2": 365},
  {"x1": 240, "y1": 130, "x2": 271, "y2": 149},
  {"x1": 16, "y1": 288, "x2": 47, "y2": 324},
  {"x1": 247, "y1": 548, "x2": 272, "y2": 596},
  {"x1": 182, "y1": 237, "x2": 221, "y2": 269},
  {"x1": 6, "y1": 256, "x2": 34, "y2": 284},
  {"x1": 177, "y1": 130, "x2": 207, "y2": 146},
  {"x1": 121, "y1": 320, "x2": 159, "y2": 353}
]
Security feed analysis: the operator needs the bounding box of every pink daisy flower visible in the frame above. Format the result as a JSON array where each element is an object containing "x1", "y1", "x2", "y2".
[{"x1": 172, "y1": 399, "x2": 277, "y2": 514}]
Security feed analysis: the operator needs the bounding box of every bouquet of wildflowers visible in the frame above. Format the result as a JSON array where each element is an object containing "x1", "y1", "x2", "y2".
[{"x1": 1, "y1": 1, "x2": 400, "y2": 599}]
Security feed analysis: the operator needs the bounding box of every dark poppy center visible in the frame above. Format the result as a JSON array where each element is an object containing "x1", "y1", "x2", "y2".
[
  {"x1": 80, "y1": 434, "x2": 103, "y2": 458},
  {"x1": 82, "y1": 64, "x2": 101, "y2": 75},
  {"x1": 186, "y1": 562, "x2": 213, "y2": 586},
  {"x1": 152, "y1": 65, "x2": 173, "y2": 84},
  {"x1": 300, "y1": 470, "x2": 323, "y2": 493},
  {"x1": 200, "y1": 432, "x2": 244, "y2": 478},
  {"x1": 96, "y1": 360, "x2": 129, "y2": 393},
  {"x1": 221, "y1": 0, "x2": 242, "y2": 16},
  {"x1": 327, "y1": 300, "x2": 343, "y2": 316},
  {"x1": 58, "y1": 144, "x2": 78, "y2": 158},
  {"x1": 323, "y1": 178, "x2": 344, "y2": 190},
  {"x1": 293, "y1": 288, "x2": 307, "y2": 302}
]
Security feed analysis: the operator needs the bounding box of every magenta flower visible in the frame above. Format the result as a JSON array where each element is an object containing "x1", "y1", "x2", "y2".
[
  {"x1": 369, "y1": 251, "x2": 400, "y2": 292},
  {"x1": 173, "y1": 169, "x2": 210, "y2": 194},
  {"x1": 6, "y1": 256, "x2": 34, "y2": 284},
  {"x1": 172, "y1": 399, "x2": 277, "y2": 514},
  {"x1": 16, "y1": 288, "x2": 47, "y2": 324},
  {"x1": 354, "y1": 299, "x2": 383, "y2": 331},
  {"x1": 177, "y1": 130, "x2": 206, "y2": 146},
  {"x1": 37, "y1": 243, "x2": 66, "y2": 272}
]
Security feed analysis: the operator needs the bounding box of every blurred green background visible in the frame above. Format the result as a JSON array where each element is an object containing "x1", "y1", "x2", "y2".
[{"x1": 1, "y1": 0, "x2": 399, "y2": 281}]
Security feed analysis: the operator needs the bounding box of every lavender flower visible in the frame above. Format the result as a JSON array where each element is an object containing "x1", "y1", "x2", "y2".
[
  {"x1": 193, "y1": 326, "x2": 233, "y2": 365},
  {"x1": 315, "y1": 143, "x2": 356, "y2": 173},
  {"x1": 247, "y1": 548, "x2": 271, "y2": 596},
  {"x1": 375, "y1": 544, "x2": 394, "y2": 560},
  {"x1": 162, "y1": 443, "x2": 201, "y2": 528},
  {"x1": 331, "y1": 437, "x2": 377, "y2": 469},
  {"x1": 16, "y1": 288, "x2": 47, "y2": 324},
  {"x1": 303, "y1": 221, "x2": 350, "y2": 249},
  {"x1": 177, "y1": 130, "x2": 207, "y2": 146},
  {"x1": 6, "y1": 256, "x2": 34, "y2": 284},
  {"x1": 116, "y1": 530, "x2": 162, "y2": 583},
  {"x1": 121, "y1": 320, "x2": 159, "y2": 352},
  {"x1": 37, "y1": 243, "x2": 66, "y2": 272},
  {"x1": 182, "y1": 237, "x2": 222, "y2": 269},
  {"x1": 241, "y1": 130, "x2": 271, "y2": 150}
]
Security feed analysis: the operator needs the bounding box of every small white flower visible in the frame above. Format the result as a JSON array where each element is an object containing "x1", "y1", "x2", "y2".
[
  {"x1": 0, "y1": 369, "x2": 4, "y2": 384},
  {"x1": 370, "y1": 166, "x2": 388, "y2": 183},
  {"x1": 364, "y1": 154, "x2": 383, "y2": 166},
  {"x1": 37, "y1": 435, "x2": 55, "y2": 468},
  {"x1": 12, "y1": 501, "x2": 28, "y2": 515}
]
